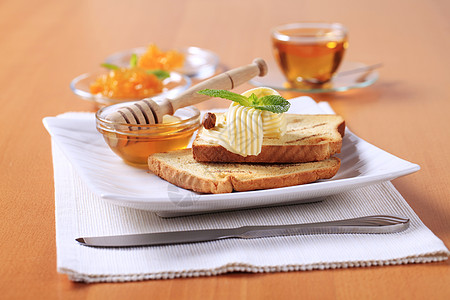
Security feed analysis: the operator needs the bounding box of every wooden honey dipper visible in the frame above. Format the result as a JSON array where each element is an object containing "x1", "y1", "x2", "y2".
[{"x1": 106, "y1": 58, "x2": 268, "y2": 125}]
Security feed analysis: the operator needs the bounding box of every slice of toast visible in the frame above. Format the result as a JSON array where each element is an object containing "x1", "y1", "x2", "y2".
[
  {"x1": 193, "y1": 114, "x2": 345, "y2": 163},
  {"x1": 148, "y1": 149, "x2": 340, "y2": 194}
]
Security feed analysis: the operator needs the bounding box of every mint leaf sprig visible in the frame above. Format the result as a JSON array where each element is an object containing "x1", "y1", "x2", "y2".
[
  {"x1": 145, "y1": 69, "x2": 170, "y2": 80},
  {"x1": 198, "y1": 89, "x2": 290, "y2": 114},
  {"x1": 100, "y1": 63, "x2": 120, "y2": 70},
  {"x1": 129, "y1": 53, "x2": 138, "y2": 68},
  {"x1": 100, "y1": 53, "x2": 170, "y2": 80}
]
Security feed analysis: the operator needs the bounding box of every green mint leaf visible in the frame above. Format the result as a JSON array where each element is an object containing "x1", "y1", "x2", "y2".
[
  {"x1": 248, "y1": 93, "x2": 258, "y2": 104},
  {"x1": 198, "y1": 89, "x2": 251, "y2": 107},
  {"x1": 251, "y1": 95, "x2": 291, "y2": 113},
  {"x1": 146, "y1": 69, "x2": 170, "y2": 80},
  {"x1": 100, "y1": 63, "x2": 120, "y2": 70},
  {"x1": 129, "y1": 53, "x2": 138, "y2": 68},
  {"x1": 197, "y1": 89, "x2": 290, "y2": 114}
]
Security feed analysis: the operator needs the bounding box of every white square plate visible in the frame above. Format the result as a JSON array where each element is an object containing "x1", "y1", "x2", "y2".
[{"x1": 43, "y1": 97, "x2": 419, "y2": 217}]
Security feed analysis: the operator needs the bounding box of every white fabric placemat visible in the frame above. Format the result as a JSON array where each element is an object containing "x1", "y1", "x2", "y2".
[{"x1": 51, "y1": 106, "x2": 449, "y2": 283}]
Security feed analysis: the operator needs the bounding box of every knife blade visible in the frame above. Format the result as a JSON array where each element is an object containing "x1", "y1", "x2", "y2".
[{"x1": 76, "y1": 215, "x2": 409, "y2": 248}]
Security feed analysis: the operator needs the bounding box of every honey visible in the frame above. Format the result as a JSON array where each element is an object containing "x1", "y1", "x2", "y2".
[
  {"x1": 96, "y1": 104, "x2": 200, "y2": 168},
  {"x1": 100, "y1": 127, "x2": 197, "y2": 168}
]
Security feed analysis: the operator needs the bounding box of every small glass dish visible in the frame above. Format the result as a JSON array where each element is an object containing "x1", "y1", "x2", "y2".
[
  {"x1": 70, "y1": 71, "x2": 191, "y2": 109},
  {"x1": 105, "y1": 46, "x2": 220, "y2": 79},
  {"x1": 96, "y1": 102, "x2": 201, "y2": 168},
  {"x1": 250, "y1": 60, "x2": 379, "y2": 93}
]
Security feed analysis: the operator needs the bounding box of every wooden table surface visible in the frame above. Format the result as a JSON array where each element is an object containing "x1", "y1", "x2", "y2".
[{"x1": 1, "y1": 0, "x2": 449, "y2": 298}]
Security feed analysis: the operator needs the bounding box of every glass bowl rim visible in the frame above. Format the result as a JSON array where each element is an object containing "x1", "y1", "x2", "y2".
[
  {"x1": 70, "y1": 70, "x2": 192, "y2": 106},
  {"x1": 96, "y1": 103, "x2": 201, "y2": 133},
  {"x1": 272, "y1": 22, "x2": 348, "y2": 42},
  {"x1": 104, "y1": 46, "x2": 220, "y2": 79}
]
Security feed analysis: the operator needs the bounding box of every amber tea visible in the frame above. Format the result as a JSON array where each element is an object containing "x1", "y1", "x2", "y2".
[{"x1": 272, "y1": 23, "x2": 348, "y2": 86}]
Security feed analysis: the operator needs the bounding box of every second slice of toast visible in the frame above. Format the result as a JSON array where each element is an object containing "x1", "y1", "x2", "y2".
[
  {"x1": 148, "y1": 149, "x2": 340, "y2": 194},
  {"x1": 193, "y1": 114, "x2": 345, "y2": 163}
]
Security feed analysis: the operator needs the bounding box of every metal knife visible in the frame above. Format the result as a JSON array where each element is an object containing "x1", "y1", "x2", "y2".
[{"x1": 76, "y1": 215, "x2": 409, "y2": 248}]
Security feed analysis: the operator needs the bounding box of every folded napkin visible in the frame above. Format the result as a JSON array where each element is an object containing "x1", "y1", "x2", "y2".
[{"x1": 51, "y1": 104, "x2": 449, "y2": 283}]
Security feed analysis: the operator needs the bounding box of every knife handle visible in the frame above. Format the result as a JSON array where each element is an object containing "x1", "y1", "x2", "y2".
[{"x1": 237, "y1": 215, "x2": 410, "y2": 239}]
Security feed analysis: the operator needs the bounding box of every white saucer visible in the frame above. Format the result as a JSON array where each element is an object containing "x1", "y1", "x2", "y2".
[{"x1": 250, "y1": 61, "x2": 379, "y2": 93}]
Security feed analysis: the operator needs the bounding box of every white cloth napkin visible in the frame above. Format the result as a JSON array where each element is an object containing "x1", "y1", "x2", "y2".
[{"x1": 51, "y1": 104, "x2": 449, "y2": 283}]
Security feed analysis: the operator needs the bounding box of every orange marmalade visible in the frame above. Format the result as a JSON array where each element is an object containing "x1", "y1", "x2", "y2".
[
  {"x1": 138, "y1": 44, "x2": 185, "y2": 71},
  {"x1": 90, "y1": 67, "x2": 163, "y2": 99},
  {"x1": 89, "y1": 45, "x2": 184, "y2": 99}
]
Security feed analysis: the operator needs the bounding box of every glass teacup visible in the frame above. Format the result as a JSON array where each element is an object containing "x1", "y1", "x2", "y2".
[{"x1": 271, "y1": 22, "x2": 348, "y2": 86}]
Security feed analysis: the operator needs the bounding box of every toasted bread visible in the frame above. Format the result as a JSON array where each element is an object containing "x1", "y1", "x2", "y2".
[
  {"x1": 148, "y1": 149, "x2": 340, "y2": 194},
  {"x1": 192, "y1": 114, "x2": 345, "y2": 163}
]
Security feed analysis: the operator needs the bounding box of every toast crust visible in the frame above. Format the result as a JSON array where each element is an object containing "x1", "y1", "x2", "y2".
[
  {"x1": 148, "y1": 149, "x2": 341, "y2": 194},
  {"x1": 193, "y1": 142, "x2": 342, "y2": 163},
  {"x1": 149, "y1": 155, "x2": 233, "y2": 193},
  {"x1": 192, "y1": 114, "x2": 345, "y2": 163}
]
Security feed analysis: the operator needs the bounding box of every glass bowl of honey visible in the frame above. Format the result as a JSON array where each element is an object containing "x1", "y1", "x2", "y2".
[{"x1": 96, "y1": 101, "x2": 201, "y2": 168}]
